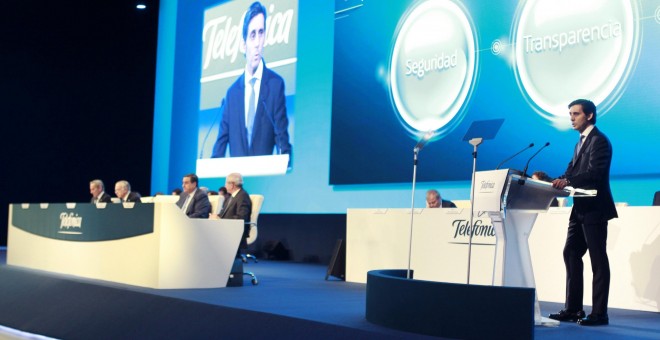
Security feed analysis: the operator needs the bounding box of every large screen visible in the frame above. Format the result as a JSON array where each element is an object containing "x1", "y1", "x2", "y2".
[
  {"x1": 152, "y1": 0, "x2": 660, "y2": 213},
  {"x1": 331, "y1": 0, "x2": 660, "y2": 184},
  {"x1": 197, "y1": 0, "x2": 298, "y2": 177}
]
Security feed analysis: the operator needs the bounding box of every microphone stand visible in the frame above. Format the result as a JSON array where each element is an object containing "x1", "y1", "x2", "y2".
[
  {"x1": 406, "y1": 147, "x2": 419, "y2": 280},
  {"x1": 199, "y1": 99, "x2": 225, "y2": 159},
  {"x1": 466, "y1": 137, "x2": 482, "y2": 284},
  {"x1": 406, "y1": 131, "x2": 433, "y2": 280},
  {"x1": 496, "y1": 143, "x2": 534, "y2": 170},
  {"x1": 522, "y1": 142, "x2": 550, "y2": 178}
]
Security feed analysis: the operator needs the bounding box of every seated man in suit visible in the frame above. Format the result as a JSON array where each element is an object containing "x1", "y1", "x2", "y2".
[
  {"x1": 426, "y1": 189, "x2": 456, "y2": 208},
  {"x1": 89, "y1": 179, "x2": 112, "y2": 204},
  {"x1": 176, "y1": 173, "x2": 211, "y2": 218},
  {"x1": 114, "y1": 180, "x2": 141, "y2": 203},
  {"x1": 219, "y1": 173, "x2": 252, "y2": 250}
]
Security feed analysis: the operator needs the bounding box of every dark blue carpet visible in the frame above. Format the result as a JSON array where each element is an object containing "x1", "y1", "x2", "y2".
[{"x1": 1, "y1": 249, "x2": 658, "y2": 339}]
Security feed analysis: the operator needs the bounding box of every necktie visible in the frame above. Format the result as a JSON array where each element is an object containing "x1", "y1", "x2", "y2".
[
  {"x1": 215, "y1": 196, "x2": 225, "y2": 215},
  {"x1": 573, "y1": 135, "x2": 585, "y2": 163},
  {"x1": 222, "y1": 196, "x2": 233, "y2": 217},
  {"x1": 246, "y1": 77, "x2": 257, "y2": 148},
  {"x1": 181, "y1": 195, "x2": 193, "y2": 214}
]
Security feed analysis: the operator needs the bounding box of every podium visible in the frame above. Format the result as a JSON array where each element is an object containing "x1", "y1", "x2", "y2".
[{"x1": 473, "y1": 169, "x2": 595, "y2": 325}]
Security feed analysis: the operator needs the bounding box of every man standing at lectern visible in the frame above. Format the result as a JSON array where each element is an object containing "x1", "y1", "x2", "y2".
[{"x1": 549, "y1": 99, "x2": 617, "y2": 326}]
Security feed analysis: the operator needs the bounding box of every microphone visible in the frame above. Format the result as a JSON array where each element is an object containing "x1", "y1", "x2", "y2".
[
  {"x1": 522, "y1": 142, "x2": 550, "y2": 177},
  {"x1": 414, "y1": 130, "x2": 435, "y2": 153},
  {"x1": 199, "y1": 98, "x2": 225, "y2": 159},
  {"x1": 496, "y1": 143, "x2": 534, "y2": 170},
  {"x1": 262, "y1": 99, "x2": 286, "y2": 155}
]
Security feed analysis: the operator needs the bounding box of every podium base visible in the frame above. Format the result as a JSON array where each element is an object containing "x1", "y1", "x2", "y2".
[{"x1": 366, "y1": 269, "x2": 535, "y2": 339}]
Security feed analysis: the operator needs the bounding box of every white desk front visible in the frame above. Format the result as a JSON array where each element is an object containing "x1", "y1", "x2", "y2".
[
  {"x1": 7, "y1": 202, "x2": 243, "y2": 289},
  {"x1": 347, "y1": 206, "x2": 660, "y2": 313}
]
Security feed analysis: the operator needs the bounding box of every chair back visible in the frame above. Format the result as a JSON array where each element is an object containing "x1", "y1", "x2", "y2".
[
  {"x1": 247, "y1": 194, "x2": 264, "y2": 245},
  {"x1": 152, "y1": 195, "x2": 180, "y2": 203},
  {"x1": 208, "y1": 195, "x2": 226, "y2": 215}
]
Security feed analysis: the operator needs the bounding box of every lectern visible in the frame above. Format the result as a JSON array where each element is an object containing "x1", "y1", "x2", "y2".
[{"x1": 473, "y1": 169, "x2": 595, "y2": 325}]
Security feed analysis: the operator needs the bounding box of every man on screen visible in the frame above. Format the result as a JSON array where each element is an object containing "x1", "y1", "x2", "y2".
[
  {"x1": 211, "y1": 1, "x2": 292, "y2": 158},
  {"x1": 549, "y1": 99, "x2": 617, "y2": 326}
]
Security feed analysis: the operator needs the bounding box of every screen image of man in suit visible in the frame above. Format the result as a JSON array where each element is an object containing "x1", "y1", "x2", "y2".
[
  {"x1": 549, "y1": 99, "x2": 617, "y2": 326},
  {"x1": 211, "y1": 1, "x2": 292, "y2": 158},
  {"x1": 220, "y1": 172, "x2": 252, "y2": 250},
  {"x1": 114, "y1": 180, "x2": 141, "y2": 203},
  {"x1": 176, "y1": 173, "x2": 211, "y2": 218},
  {"x1": 89, "y1": 179, "x2": 112, "y2": 204}
]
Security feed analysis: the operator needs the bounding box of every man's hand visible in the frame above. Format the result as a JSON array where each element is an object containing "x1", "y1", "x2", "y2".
[{"x1": 552, "y1": 178, "x2": 569, "y2": 190}]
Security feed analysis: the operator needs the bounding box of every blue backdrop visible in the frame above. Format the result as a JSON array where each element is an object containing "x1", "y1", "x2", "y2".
[{"x1": 152, "y1": 0, "x2": 660, "y2": 213}]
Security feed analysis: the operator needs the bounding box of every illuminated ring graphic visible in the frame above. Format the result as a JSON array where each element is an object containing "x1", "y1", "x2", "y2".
[
  {"x1": 491, "y1": 39, "x2": 503, "y2": 55},
  {"x1": 389, "y1": 0, "x2": 478, "y2": 138},
  {"x1": 655, "y1": 6, "x2": 660, "y2": 24},
  {"x1": 512, "y1": 0, "x2": 641, "y2": 130}
]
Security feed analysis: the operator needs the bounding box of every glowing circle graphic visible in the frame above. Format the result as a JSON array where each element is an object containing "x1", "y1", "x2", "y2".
[
  {"x1": 513, "y1": 0, "x2": 640, "y2": 129},
  {"x1": 389, "y1": 0, "x2": 478, "y2": 137}
]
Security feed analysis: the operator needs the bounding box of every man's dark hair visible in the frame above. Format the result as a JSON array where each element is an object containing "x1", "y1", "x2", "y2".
[
  {"x1": 184, "y1": 173, "x2": 199, "y2": 185},
  {"x1": 568, "y1": 99, "x2": 597, "y2": 124},
  {"x1": 532, "y1": 171, "x2": 553, "y2": 182},
  {"x1": 242, "y1": 2, "x2": 267, "y2": 41}
]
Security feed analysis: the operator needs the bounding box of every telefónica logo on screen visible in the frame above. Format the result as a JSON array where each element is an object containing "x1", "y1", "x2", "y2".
[
  {"x1": 513, "y1": 0, "x2": 640, "y2": 129},
  {"x1": 389, "y1": 0, "x2": 478, "y2": 138}
]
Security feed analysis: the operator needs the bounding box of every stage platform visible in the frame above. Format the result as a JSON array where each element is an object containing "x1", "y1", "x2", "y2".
[{"x1": 0, "y1": 250, "x2": 658, "y2": 339}]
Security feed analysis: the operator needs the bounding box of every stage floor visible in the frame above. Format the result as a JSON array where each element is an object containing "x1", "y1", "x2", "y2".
[{"x1": 1, "y1": 249, "x2": 659, "y2": 339}]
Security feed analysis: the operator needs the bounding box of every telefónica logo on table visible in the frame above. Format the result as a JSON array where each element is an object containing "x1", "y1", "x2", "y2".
[
  {"x1": 59, "y1": 212, "x2": 83, "y2": 235},
  {"x1": 389, "y1": 0, "x2": 477, "y2": 137},
  {"x1": 513, "y1": 0, "x2": 640, "y2": 129}
]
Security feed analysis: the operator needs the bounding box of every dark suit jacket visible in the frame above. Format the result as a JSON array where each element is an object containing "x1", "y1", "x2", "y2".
[
  {"x1": 123, "y1": 192, "x2": 141, "y2": 203},
  {"x1": 176, "y1": 189, "x2": 211, "y2": 218},
  {"x1": 211, "y1": 64, "x2": 292, "y2": 157},
  {"x1": 220, "y1": 189, "x2": 252, "y2": 248},
  {"x1": 91, "y1": 192, "x2": 112, "y2": 204},
  {"x1": 562, "y1": 126, "x2": 617, "y2": 223},
  {"x1": 441, "y1": 200, "x2": 457, "y2": 208}
]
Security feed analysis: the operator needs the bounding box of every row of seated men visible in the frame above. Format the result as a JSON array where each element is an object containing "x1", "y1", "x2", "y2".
[
  {"x1": 89, "y1": 173, "x2": 252, "y2": 250},
  {"x1": 89, "y1": 173, "x2": 251, "y2": 220},
  {"x1": 90, "y1": 179, "x2": 141, "y2": 204}
]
